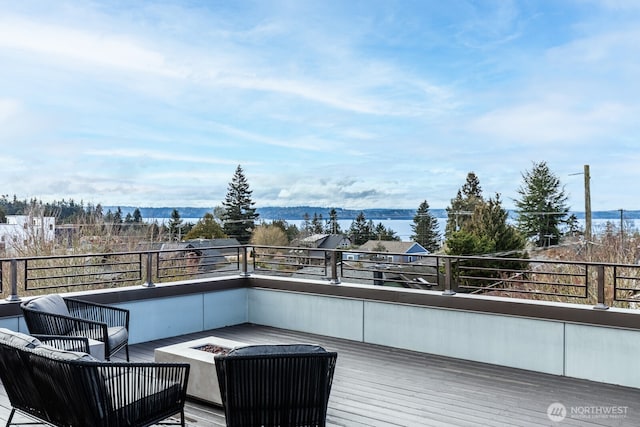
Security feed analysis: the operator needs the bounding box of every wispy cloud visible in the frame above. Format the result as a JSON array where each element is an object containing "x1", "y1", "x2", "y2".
[
  {"x1": 85, "y1": 149, "x2": 239, "y2": 166},
  {"x1": 0, "y1": 15, "x2": 185, "y2": 78}
]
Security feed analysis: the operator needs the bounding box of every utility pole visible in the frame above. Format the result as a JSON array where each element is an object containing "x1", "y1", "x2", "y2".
[
  {"x1": 570, "y1": 165, "x2": 592, "y2": 256},
  {"x1": 619, "y1": 208, "x2": 624, "y2": 252},
  {"x1": 584, "y1": 164, "x2": 591, "y2": 246}
]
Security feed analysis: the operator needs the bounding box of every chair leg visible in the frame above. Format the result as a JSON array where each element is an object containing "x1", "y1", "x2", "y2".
[
  {"x1": 6, "y1": 408, "x2": 15, "y2": 427},
  {"x1": 125, "y1": 344, "x2": 130, "y2": 362}
]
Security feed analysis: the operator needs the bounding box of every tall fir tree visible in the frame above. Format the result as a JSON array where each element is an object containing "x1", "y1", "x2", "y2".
[
  {"x1": 184, "y1": 213, "x2": 226, "y2": 239},
  {"x1": 325, "y1": 208, "x2": 342, "y2": 234},
  {"x1": 221, "y1": 165, "x2": 259, "y2": 244},
  {"x1": 411, "y1": 200, "x2": 440, "y2": 252},
  {"x1": 310, "y1": 213, "x2": 324, "y2": 234},
  {"x1": 445, "y1": 172, "x2": 483, "y2": 238},
  {"x1": 446, "y1": 194, "x2": 527, "y2": 288},
  {"x1": 465, "y1": 194, "x2": 525, "y2": 255},
  {"x1": 373, "y1": 222, "x2": 399, "y2": 241},
  {"x1": 168, "y1": 208, "x2": 183, "y2": 241},
  {"x1": 515, "y1": 161, "x2": 569, "y2": 247},
  {"x1": 132, "y1": 208, "x2": 143, "y2": 223},
  {"x1": 446, "y1": 194, "x2": 524, "y2": 256},
  {"x1": 349, "y1": 211, "x2": 373, "y2": 246}
]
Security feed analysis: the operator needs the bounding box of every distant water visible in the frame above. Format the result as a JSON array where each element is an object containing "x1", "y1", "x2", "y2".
[
  {"x1": 147, "y1": 217, "x2": 638, "y2": 241},
  {"x1": 259, "y1": 217, "x2": 639, "y2": 241}
]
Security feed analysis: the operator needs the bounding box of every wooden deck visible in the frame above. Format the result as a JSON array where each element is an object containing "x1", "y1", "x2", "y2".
[{"x1": 2, "y1": 323, "x2": 640, "y2": 426}]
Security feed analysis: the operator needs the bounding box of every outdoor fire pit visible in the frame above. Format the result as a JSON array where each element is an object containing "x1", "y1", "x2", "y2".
[{"x1": 154, "y1": 336, "x2": 246, "y2": 406}]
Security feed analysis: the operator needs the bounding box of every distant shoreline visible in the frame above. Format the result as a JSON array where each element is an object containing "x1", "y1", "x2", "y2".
[{"x1": 107, "y1": 206, "x2": 638, "y2": 221}]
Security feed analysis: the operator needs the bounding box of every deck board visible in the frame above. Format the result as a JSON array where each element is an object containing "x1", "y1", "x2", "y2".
[{"x1": 2, "y1": 323, "x2": 640, "y2": 426}]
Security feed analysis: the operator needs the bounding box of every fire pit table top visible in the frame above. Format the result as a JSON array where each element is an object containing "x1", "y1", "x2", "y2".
[{"x1": 154, "y1": 336, "x2": 247, "y2": 406}]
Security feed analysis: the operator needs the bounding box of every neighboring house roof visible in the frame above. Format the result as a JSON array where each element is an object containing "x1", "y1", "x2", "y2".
[
  {"x1": 158, "y1": 241, "x2": 225, "y2": 272},
  {"x1": 297, "y1": 234, "x2": 350, "y2": 249},
  {"x1": 318, "y1": 234, "x2": 350, "y2": 249},
  {"x1": 137, "y1": 238, "x2": 241, "y2": 254},
  {"x1": 185, "y1": 238, "x2": 241, "y2": 248},
  {"x1": 185, "y1": 238, "x2": 241, "y2": 256},
  {"x1": 298, "y1": 234, "x2": 329, "y2": 247},
  {"x1": 358, "y1": 240, "x2": 429, "y2": 255}
]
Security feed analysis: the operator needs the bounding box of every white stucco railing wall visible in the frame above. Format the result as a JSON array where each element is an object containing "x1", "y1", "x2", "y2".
[{"x1": 3, "y1": 281, "x2": 640, "y2": 389}]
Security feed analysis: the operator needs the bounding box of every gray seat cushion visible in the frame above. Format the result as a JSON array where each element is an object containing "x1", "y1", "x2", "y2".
[
  {"x1": 33, "y1": 344, "x2": 98, "y2": 361},
  {"x1": 107, "y1": 327, "x2": 128, "y2": 351},
  {"x1": 228, "y1": 344, "x2": 326, "y2": 356},
  {"x1": 25, "y1": 294, "x2": 70, "y2": 317},
  {"x1": 0, "y1": 328, "x2": 41, "y2": 349}
]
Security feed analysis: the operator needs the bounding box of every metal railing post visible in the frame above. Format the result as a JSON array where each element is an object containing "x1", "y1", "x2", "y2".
[
  {"x1": 240, "y1": 246, "x2": 250, "y2": 277},
  {"x1": 142, "y1": 252, "x2": 155, "y2": 287},
  {"x1": 6, "y1": 259, "x2": 20, "y2": 302},
  {"x1": 443, "y1": 258, "x2": 456, "y2": 295},
  {"x1": 594, "y1": 264, "x2": 608, "y2": 310},
  {"x1": 329, "y1": 251, "x2": 340, "y2": 284}
]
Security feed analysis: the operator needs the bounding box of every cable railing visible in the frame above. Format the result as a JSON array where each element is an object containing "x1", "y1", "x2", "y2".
[{"x1": 1, "y1": 244, "x2": 639, "y2": 308}]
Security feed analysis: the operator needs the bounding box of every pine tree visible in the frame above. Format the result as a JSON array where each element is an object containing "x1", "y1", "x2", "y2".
[
  {"x1": 113, "y1": 207, "x2": 123, "y2": 224},
  {"x1": 466, "y1": 194, "x2": 525, "y2": 254},
  {"x1": 168, "y1": 209, "x2": 183, "y2": 241},
  {"x1": 221, "y1": 165, "x2": 259, "y2": 244},
  {"x1": 515, "y1": 161, "x2": 569, "y2": 247},
  {"x1": 373, "y1": 222, "x2": 399, "y2": 241},
  {"x1": 445, "y1": 172, "x2": 483, "y2": 238},
  {"x1": 446, "y1": 194, "x2": 527, "y2": 288},
  {"x1": 411, "y1": 200, "x2": 440, "y2": 252},
  {"x1": 185, "y1": 213, "x2": 226, "y2": 239},
  {"x1": 349, "y1": 212, "x2": 373, "y2": 246},
  {"x1": 325, "y1": 208, "x2": 341, "y2": 234},
  {"x1": 310, "y1": 213, "x2": 324, "y2": 234},
  {"x1": 132, "y1": 208, "x2": 143, "y2": 223}
]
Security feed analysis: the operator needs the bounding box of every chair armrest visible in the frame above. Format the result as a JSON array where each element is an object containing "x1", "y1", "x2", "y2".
[
  {"x1": 22, "y1": 308, "x2": 109, "y2": 340},
  {"x1": 32, "y1": 334, "x2": 91, "y2": 353},
  {"x1": 64, "y1": 297, "x2": 130, "y2": 329}
]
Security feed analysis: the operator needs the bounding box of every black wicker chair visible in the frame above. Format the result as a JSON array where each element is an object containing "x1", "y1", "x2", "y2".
[
  {"x1": 20, "y1": 294, "x2": 130, "y2": 361},
  {"x1": 0, "y1": 328, "x2": 190, "y2": 427},
  {"x1": 214, "y1": 344, "x2": 338, "y2": 427}
]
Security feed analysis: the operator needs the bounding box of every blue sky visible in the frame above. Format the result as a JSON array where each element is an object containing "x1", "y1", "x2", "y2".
[{"x1": 1, "y1": 0, "x2": 638, "y2": 211}]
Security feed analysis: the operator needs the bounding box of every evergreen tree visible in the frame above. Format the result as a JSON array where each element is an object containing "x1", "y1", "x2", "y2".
[
  {"x1": 373, "y1": 222, "x2": 399, "y2": 241},
  {"x1": 515, "y1": 161, "x2": 569, "y2": 247},
  {"x1": 447, "y1": 194, "x2": 525, "y2": 255},
  {"x1": 349, "y1": 211, "x2": 373, "y2": 246},
  {"x1": 93, "y1": 204, "x2": 104, "y2": 222},
  {"x1": 445, "y1": 172, "x2": 483, "y2": 238},
  {"x1": 325, "y1": 208, "x2": 341, "y2": 234},
  {"x1": 310, "y1": 213, "x2": 324, "y2": 234},
  {"x1": 185, "y1": 213, "x2": 226, "y2": 239},
  {"x1": 271, "y1": 219, "x2": 300, "y2": 243},
  {"x1": 168, "y1": 209, "x2": 183, "y2": 241},
  {"x1": 411, "y1": 200, "x2": 440, "y2": 252},
  {"x1": 104, "y1": 209, "x2": 114, "y2": 223},
  {"x1": 301, "y1": 213, "x2": 311, "y2": 231},
  {"x1": 466, "y1": 194, "x2": 525, "y2": 254},
  {"x1": 446, "y1": 194, "x2": 527, "y2": 289},
  {"x1": 271, "y1": 219, "x2": 299, "y2": 243},
  {"x1": 113, "y1": 207, "x2": 123, "y2": 224},
  {"x1": 132, "y1": 208, "x2": 143, "y2": 223},
  {"x1": 221, "y1": 165, "x2": 259, "y2": 244}
]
